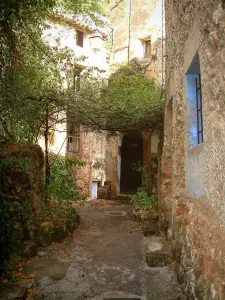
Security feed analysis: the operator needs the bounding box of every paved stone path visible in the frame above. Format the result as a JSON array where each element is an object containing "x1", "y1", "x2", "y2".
[{"x1": 25, "y1": 200, "x2": 182, "y2": 300}]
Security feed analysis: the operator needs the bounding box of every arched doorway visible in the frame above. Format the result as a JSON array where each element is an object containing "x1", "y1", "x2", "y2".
[{"x1": 120, "y1": 132, "x2": 143, "y2": 194}]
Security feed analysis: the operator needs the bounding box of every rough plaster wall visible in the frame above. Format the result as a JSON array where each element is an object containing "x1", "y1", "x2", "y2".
[
  {"x1": 160, "y1": 0, "x2": 225, "y2": 298},
  {"x1": 43, "y1": 20, "x2": 108, "y2": 70},
  {"x1": 110, "y1": 0, "x2": 129, "y2": 63}
]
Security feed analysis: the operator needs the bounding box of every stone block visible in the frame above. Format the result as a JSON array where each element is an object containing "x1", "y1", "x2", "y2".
[
  {"x1": 176, "y1": 205, "x2": 188, "y2": 216},
  {"x1": 24, "y1": 211, "x2": 80, "y2": 248},
  {"x1": 146, "y1": 250, "x2": 171, "y2": 267},
  {"x1": 23, "y1": 241, "x2": 37, "y2": 258},
  {"x1": 34, "y1": 227, "x2": 52, "y2": 247},
  {"x1": 51, "y1": 225, "x2": 68, "y2": 243},
  {"x1": 0, "y1": 285, "x2": 26, "y2": 300},
  {"x1": 145, "y1": 237, "x2": 171, "y2": 267},
  {"x1": 143, "y1": 223, "x2": 159, "y2": 236}
]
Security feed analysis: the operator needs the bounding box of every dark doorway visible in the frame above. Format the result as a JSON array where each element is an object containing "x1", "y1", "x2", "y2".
[{"x1": 120, "y1": 132, "x2": 143, "y2": 194}]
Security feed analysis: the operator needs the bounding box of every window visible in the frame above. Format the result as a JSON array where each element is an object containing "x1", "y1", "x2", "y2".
[
  {"x1": 73, "y1": 67, "x2": 82, "y2": 91},
  {"x1": 67, "y1": 123, "x2": 80, "y2": 153},
  {"x1": 76, "y1": 30, "x2": 84, "y2": 47},
  {"x1": 186, "y1": 54, "x2": 203, "y2": 147},
  {"x1": 196, "y1": 75, "x2": 203, "y2": 144},
  {"x1": 89, "y1": 35, "x2": 103, "y2": 52},
  {"x1": 144, "y1": 39, "x2": 151, "y2": 58}
]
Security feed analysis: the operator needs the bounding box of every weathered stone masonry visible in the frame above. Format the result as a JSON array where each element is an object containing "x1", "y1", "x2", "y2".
[{"x1": 159, "y1": 0, "x2": 225, "y2": 298}]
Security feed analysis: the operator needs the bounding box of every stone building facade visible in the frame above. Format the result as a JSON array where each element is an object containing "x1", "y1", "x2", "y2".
[
  {"x1": 38, "y1": 14, "x2": 113, "y2": 197},
  {"x1": 104, "y1": 0, "x2": 165, "y2": 198},
  {"x1": 63, "y1": 0, "x2": 165, "y2": 198},
  {"x1": 159, "y1": 0, "x2": 225, "y2": 298},
  {"x1": 68, "y1": 128, "x2": 118, "y2": 197},
  {"x1": 39, "y1": 2, "x2": 165, "y2": 199},
  {"x1": 109, "y1": 0, "x2": 165, "y2": 85}
]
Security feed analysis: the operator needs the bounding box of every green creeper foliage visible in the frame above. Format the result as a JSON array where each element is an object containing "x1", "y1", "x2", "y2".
[
  {"x1": 0, "y1": 0, "x2": 108, "y2": 143},
  {"x1": 71, "y1": 64, "x2": 164, "y2": 132},
  {"x1": 45, "y1": 153, "x2": 85, "y2": 205},
  {"x1": 101, "y1": 65, "x2": 164, "y2": 131}
]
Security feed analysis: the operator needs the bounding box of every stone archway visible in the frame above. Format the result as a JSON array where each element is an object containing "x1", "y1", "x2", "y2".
[{"x1": 120, "y1": 132, "x2": 143, "y2": 194}]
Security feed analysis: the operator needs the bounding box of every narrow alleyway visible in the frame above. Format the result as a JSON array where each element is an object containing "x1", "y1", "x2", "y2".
[{"x1": 25, "y1": 200, "x2": 182, "y2": 300}]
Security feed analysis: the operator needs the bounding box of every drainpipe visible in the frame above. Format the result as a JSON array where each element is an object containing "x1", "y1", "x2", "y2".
[
  {"x1": 161, "y1": 0, "x2": 165, "y2": 87},
  {"x1": 128, "y1": 0, "x2": 131, "y2": 64}
]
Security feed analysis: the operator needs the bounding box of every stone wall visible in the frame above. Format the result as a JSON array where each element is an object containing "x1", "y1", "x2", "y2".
[
  {"x1": 0, "y1": 143, "x2": 44, "y2": 268},
  {"x1": 68, "y1": 128, "x2": 118, "y2": 197},
  {"x1": 72, "y1": 128, "x2": 161, "y2": 199},
  {"x1": 159, "y1": 1, "x2": 225, "y2": 298},
  {"x1": 0, "y1": 143, "x2": 44, "y2": 215}
]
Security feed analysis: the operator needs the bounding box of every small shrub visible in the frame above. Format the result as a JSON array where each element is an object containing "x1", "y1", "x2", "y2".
[
  {"x1": 131, "y1": 187, "x2": 155, "y2": 219},
  {"x1": 39, "y1": 203, "x2": 79, "y2": 227},
  {"x1": 0, "y1": 195, "x2": 22, "y2": 278}
]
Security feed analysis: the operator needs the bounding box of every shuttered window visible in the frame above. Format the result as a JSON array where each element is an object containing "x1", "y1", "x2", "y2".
[
  {"x1": 144, "y1": 40, "x2": 151, "y2": 58},
  {"x1": 67, "y1": 123, "x2": 80, "y2": 153},
  {"x1": 76, "y1": 30, "x2": 84, "y2": 47}
]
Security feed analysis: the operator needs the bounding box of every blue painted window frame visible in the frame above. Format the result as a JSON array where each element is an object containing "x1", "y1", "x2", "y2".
[{"x1": 186, "y1": 54, "x2": 203, "y2": 147}]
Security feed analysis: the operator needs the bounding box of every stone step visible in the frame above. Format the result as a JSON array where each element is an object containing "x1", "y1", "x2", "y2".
[
  {"x1": 90, "y1": 292, "x2": 145, "y2": 300},
  {"x1": 145, "y1": 236, "x2": 171, "y2": 267},
  {"x1": 104, "y1": 298, "x2": 141, "y2": 300},
  {"x1": 112, "y1": 194, "x2": 131, "y2": 201}
]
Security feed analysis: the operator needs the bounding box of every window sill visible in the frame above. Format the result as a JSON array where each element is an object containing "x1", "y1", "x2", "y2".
[{"x1": 188, "y1": 143, "x2": 204, "y2": 155}]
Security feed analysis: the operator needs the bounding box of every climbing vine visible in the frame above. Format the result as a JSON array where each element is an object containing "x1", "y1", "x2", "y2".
[
  {"x1": 72, "y1": 64, "x2": 165, "y2": 132},
  {"x1": 45, "y1": 153, "x2": 86, "y2": 205}
]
